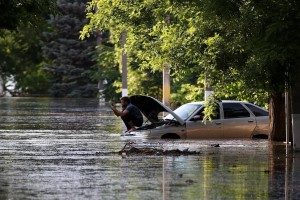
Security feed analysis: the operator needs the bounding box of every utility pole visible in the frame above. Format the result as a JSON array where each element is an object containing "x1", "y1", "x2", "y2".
[
  {"x1": 0, "y1": 75, "x2": 3, "y2": 96},
  {"x1": 204, "y1": 74, "x2": 214, "y2": 100},
  {"x1": 163, "y1": 15, "x2": 171, "y2": 107},
  {"x1": 121, "y1": 30, "x2": 128, "y2": 97},
  {"x1": 96, "y1": 31, "x2": 106, "y2": 106},
  {"x1": 285, "y1": 67, "x2": 290, "y2": 146},
  {"x1": 163, "y1": 65, "x2": 170, "y2": 107},
  {"x1": 291, "y1": 66, "x2": 300, "y2": 151},
  {"x1": 98, "y1": 80, "x2": 105, "y2": 106}
]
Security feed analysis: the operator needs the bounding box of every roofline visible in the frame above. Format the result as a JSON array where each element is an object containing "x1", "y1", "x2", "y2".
[
  {"x1": 221, "y1": 100, "x2": 247, "y2": 103},
  {"x1": 187, "y1": 100, "x2": 247, "y2": 104}
]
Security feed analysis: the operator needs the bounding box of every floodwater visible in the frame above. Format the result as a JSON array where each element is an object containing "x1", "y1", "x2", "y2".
[{"x1": 0, "y1": 97, "x2": 299, "y2": 200}]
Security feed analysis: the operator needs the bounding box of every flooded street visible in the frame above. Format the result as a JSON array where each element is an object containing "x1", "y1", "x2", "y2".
[{"x1": 0, "y1": 97, "x2": 299, "y2": 199}]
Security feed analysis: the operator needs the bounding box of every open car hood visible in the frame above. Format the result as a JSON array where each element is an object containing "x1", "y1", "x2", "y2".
[{"x1": 130, "y1": 95, "x2": 184, "y2": 125}]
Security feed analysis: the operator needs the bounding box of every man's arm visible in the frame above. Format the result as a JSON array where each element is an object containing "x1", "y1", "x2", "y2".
[{"x1": 111, "y1": 106, "x2": 129, "y2": 117}]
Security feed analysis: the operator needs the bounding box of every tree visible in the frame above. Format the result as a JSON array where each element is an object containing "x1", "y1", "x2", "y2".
[
  {"x1": 0, "y1": 0, "x2": 56, "y2": 32},
  {"x1": 87, "y1": 31, "x2": 121, "y2": 101},
  {"x1": 0, "y1": 0, "x2": 56, "y2": 96},
  {"x1": 81, "y1": 0, "x2": 169, "y2": 100},
  {"x1": 42, "y1": 0, "x2": 99, "y2": 97},
  {"x1": 193, "y1": 0, "x2": 300, "y2": 141},
  {"x1": 82, "y1": 0, "x2": 300, "y2": 140},
  {"x1": 0, "y1": 27, "x2": 51, "y2": 96}
]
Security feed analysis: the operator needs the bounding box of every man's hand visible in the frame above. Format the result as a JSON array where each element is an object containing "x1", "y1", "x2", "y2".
[
  {"x1": 111, "y1": 105, "x2": 119, "y2": 116},
  {"x1": 110, "y1": 101, "x2": 115, "y2": 110},
  {"x1": 110, "y1": 100, "x2": 115, "y2": 107},
  {"x1": 111, "y1": 105, "x2": 116, "y2": 110}
]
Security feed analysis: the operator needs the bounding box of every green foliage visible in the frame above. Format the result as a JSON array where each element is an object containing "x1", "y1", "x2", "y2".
[
  {"x1": 42, "y1": 0, "x2": 98, "y2": 97},
  {"x1": 0, "y1": 0, "x2": 56, "y2": 32},
  {"x1": 0, "y1": 27, "x2": 51, "y2": 95},
  {"x1": 21, "y1": 67, "x2": 51, "y2": 95},
  {"x1": 127, "y1": 68, "x2": 162, "y2": 99},
  {"x1": 88, "y1": 38, "x2": 121, "y2": 101},
  {"x1": 81, "y1": 0, "x2": 299, "y2": 110},
  {"x1": 0, "y1": 0, "x2": 58, "y2": 96},
  {"x1": 203, "y1": 95, "x2": 220, "y2": 123},
  {"x1": 171, "y1": 83, "x2": 204, "y2": 109},
  {"x1": 203, "y1": 67, "x2": 269, "y2": 108},
  {"x1": 81, "y1": 0, "x2": 210, "y2": 101}
]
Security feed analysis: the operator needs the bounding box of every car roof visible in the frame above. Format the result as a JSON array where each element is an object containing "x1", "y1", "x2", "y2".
[
  {"x1": 221, "y1": 100, "x2": 247, "y2": 103},
  {"x1": 186, "y1": 100, "x2": 247, "y2": 105}
]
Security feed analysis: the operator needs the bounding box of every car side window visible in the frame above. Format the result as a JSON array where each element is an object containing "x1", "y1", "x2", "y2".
[
  {"x1": 223, "y1": 103, "x2": 250, "y2": 119},
  {"x1": 193, "y1": 106, "x2": 220, "y2": 120},
  {"x1": 244, "y1": 103, "x2": 268, "y2": 117}
]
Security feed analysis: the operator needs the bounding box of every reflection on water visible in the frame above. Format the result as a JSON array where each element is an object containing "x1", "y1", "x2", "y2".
[{"x1": 0, "y1": 97, "x2": 299, "y2": 199}]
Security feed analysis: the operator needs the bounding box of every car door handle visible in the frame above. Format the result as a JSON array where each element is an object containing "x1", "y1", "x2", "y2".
[
  {"x1": 215, "y1": 122, "x2": 222, "y2": 125},
  {"x1": 248, "y1": 120, "x2": 254, "y2": 123}
]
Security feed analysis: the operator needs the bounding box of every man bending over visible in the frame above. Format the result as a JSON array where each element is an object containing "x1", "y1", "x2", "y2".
[{"x1": 111, "y1": 96, "x2": 143, "y2": 132}]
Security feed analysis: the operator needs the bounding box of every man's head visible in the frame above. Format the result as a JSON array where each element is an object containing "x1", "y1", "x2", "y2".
[{"x1": 120, "y1": 96, "x2": 130, "y2": 107}]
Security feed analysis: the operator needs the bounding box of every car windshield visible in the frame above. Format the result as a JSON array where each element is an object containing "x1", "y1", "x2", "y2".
[{"x1": 165, "y1": 104, "x2": 202, "y2": 121}]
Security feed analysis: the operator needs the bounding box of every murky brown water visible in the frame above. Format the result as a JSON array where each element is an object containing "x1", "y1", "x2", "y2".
[{"x1": 0, "y1": 97, "x2": 299, "y2": 199}]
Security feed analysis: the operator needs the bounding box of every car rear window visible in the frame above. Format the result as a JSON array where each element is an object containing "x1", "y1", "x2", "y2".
[
  {"x1": 245, "y1": 103, "x2": 269, "y2": 117},
  {"x1": 223, "y1": 103, "x2": 250, "y2": 119}
]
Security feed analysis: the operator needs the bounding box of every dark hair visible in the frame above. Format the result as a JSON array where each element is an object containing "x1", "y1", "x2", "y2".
[{"x1": 120, "y1": 96, "x2": 130, "y2": 103}]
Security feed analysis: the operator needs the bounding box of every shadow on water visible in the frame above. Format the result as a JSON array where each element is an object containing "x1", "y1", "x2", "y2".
[{"x1": 0, "y1": 97, "x2": 299, "y2": 199}]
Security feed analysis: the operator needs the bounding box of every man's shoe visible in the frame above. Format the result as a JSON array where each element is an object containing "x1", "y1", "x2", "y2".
[{"x1": 128, "y1": 128, "x2": 137, "y2": 132}]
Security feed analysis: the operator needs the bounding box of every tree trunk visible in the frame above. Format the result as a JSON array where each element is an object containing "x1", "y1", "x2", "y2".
[{"x1": 269, "y1": 92, "x2": 286, "y2": 141}]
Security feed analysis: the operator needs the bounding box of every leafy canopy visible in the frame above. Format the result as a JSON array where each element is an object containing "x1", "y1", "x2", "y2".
[{"x1": 81, "y1": 0, "x2": 300, "y2": 108}]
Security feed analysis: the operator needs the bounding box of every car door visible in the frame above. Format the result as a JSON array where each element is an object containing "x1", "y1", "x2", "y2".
[
  {"x1": 186, "y1": 106, "x2": 223, "y2": 139},
  {"x1": 244, "y1": 103, "x2": 269, "y2": 136},
  {"x1": 222, "y1": 102, "x2": 256, "y2": 138}
]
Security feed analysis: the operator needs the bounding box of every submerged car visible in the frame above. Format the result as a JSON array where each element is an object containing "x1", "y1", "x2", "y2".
[{"x1": 122, "y1": 95, "x2": 269, "y2": 139}]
